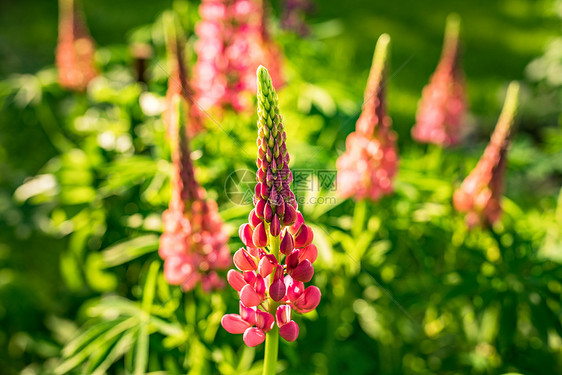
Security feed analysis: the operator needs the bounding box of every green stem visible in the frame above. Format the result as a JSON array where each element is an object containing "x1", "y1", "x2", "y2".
[
  {"x1": 35, "y1": 101, "x2": 74, "y2": 153},
  {"x1": 262, "y1": 232, "x2": 280, "y2": 375},
  {"x1": 270, "y1": 234, "x2": 280, "y2": 259},
  {"x1": 262, "y1": 324, "x2": 279, "y2": 375},
  {"x1": 489, "y1": 225, "x2": 505, "y2": 258},
  {"x1": 427, "y1": 143, "x2": 442, "y2": 171},
  {"x1": 352, "y1": 199, "x2": 367, "y2": 237}
]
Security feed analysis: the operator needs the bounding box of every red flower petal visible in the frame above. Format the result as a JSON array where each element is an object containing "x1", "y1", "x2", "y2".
[
  {"x1": 221, "y1": 314, "x2": 251, "y2": 334},
  {"x1": 243, "y1": 327, "x2": 266, "y2": 347}
]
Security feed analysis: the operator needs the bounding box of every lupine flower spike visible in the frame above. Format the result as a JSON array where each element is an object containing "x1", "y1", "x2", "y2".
[
  {"x1": 194, "y1": 0, "x2": 284, "y2": 112},
  {"x1": 56, "y1": 0, "x2": 97, "y2": 90},
  {"x1": 411, "y1": 14, "x2": 467, "y2": 147},
  {"x1": 336, "y1": 34, "x2": 398, "y2": 201},
  {"x1": 221, "y1": 66, "x2": 320, "y2": 373},
  {"x1": 453, "y1": 82, "x2": 519, "y2": 229},
  {"x1": 159, "y1": 95, "x2": 231, "y2": 292},
  {"x1": 164, "y1": 13, "x2": 204, "y2": 137}
]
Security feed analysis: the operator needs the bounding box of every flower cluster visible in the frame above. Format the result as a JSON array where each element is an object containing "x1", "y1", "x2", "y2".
[
  {"x1": 411, "y1": 14, "x2": 466, "y2": 147},
  {"x1": 281, "y1": 0, "x2": 314, "y2": 36},
  {"x1": 56, "y1": 0, "x2": 97, "y2": 91},
  {"x1": 159, "y1": 96, "x2": 231, "y2": 292},
  {"x1": 453, "y1": 82, "x2": 519, "y2": 228},
  {"x1": 193, "y1": 0, "x2": 283, "y2": 112},
  {"x1": 221, "y1": 66, "x2": 320, "y2": 347},
  {"x1": 163, "y1": 13, "x2": 204, "y2": 137},
  {"x1": 336, "y1": 34, "x2": 398, "y2": 201}
]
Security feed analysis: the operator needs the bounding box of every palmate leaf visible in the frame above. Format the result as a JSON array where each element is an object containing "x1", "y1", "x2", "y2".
[
  {"x1": 97, "y1": 155, "x2": 163, "y2": 197},
  {"x1": 82, "y1": 338, "x2": 118, "y2": 375},
  {"x1": 86, "y1": 295, "x2": 183, "y2": 337},
  {"x1": 57, "y1": 262, "x2": 185, "y2": 375},
  {"x1": 87, "y1": 296, "x2": 142, "y2": 317},
  {"x1": 86, "y1": 329, "x2": 138, "y2": 375},
  {"x1": 55, "y1": 317, "x2": 139, "y2": 374},
  {"x1": 149, "y1": 315, "x2": 183, "y2": 338},
  {"x1": 62, "y1": 319, "x2": 127, "y2": 357}
]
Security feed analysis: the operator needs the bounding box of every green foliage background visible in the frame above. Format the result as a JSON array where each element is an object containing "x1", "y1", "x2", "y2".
[{"x1": 0, "y1": 0, "x2": 561, "y2": 374}]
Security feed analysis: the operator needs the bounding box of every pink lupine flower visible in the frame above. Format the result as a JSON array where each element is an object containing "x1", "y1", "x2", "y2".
[
  {"x1": 159, "y1": 95, "x2": 231, "y2": 292},
  {"x1": 453, "y1": 82, "x2": 519, "y2": 228},
  {"x1": 221, "y1": 66, "x2": 320, "y2": 349},
  {"x1": 222, "y1": 302, "x2": 275, "y2": 346},
  {"x1": 56, "y1": 0, "x2": 97, "y2": 91},
  {"x1": 336, "y1": 34, "x2": 398, "y2": 201},
  {"x1": 163, "y1": 13, "x2": 204, "y2": 138},
  {"x1": 411, "y1": 14, "x2": 467, "y2": 147},
  {"x1": 281, "y1": 0, "x2": 314, "y2": 36},
  {"x1": 193, "y1": 0, "x2": 284, "y2": 112}
]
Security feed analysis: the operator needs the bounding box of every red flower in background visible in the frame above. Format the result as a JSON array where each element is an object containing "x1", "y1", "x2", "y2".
[
  {"x1": 194, "y1": 0, "x2": 284, "y2": 112},
  {"x1": 336, "y1": 34, "x2": 398, "y2": 201},
  {"x1": 56, "y1": 0, "x2": 97, "y2": 91},
  {"x1": 159, "y1": 95, "x2": 231, "y2": 292},
  {"x1": 453, "y1": 82, "x2": 519, "y2": 229},
  {"x1": 411, "y1": 14, "x2": 467, "y2": 147}
]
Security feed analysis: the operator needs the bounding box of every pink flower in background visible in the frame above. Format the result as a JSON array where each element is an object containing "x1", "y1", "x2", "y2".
[
  {"x1": 194, "y1": 0, "x2": 284, "y2": 112},
  {"x1": 453, "y1": 82, "x2": 519, "y2": 229},
  {"x1": 159, "y1": 96, "x2": 231, "y2": 292},
  {"x1": 56, "y1": 0, "x2": 97, "y2": 91},
  {"x1": 163, "y1": 13, "x2": 204, "y2": 137},
  {"x1": 411, "y1": 14, "x2": 467, "y2": 147},
  {"x1": 221, "y1": 66, "x2": 320, "y2": 347},
  {"x1": 336, "y1": 34, "x2": 398, "y2": 201}
]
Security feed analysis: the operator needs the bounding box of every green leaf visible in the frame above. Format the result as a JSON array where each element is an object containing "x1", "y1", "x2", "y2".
[
  {"x1": 90, "y1": 329, "x2": 138, "y2": 375},
  {"x1": 134, "y1": 261, "x2": 160, "y2": 375},
  {"x1": 63, "y1": 319, "x2": 125, "y2": 357},
  {"x1": 101, "y1": 234, "x2": 160, "y2": 267},
  {"x1": 98, "y1": 156, "x2": 161, "y2": 197},
  {"x1": 60, "y1": 250, "x2": 83, "y2": 291},
  {"x1": 56, "y1": 317, "x2": 138, "y2": 374},
  {"x1": 85, "y1": 253, "x2": 118, "y2": 292}
]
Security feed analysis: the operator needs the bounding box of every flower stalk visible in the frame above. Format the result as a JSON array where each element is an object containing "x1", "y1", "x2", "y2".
[
  {"x1": 221, "y1": 67, "x2": 321, "y2": 372},
  {"x1": 56, "y1": 0, "x2": 97, "y2": 90},
  {"x1": 163, "y1": 12, "x2": 204, "y2": 137},
  {"x1": 411, "y1": 14, "x2": 467, "y2": 147},
  {"x1": 158, "y1": 95, "x2": 231, "y2": 291},
  {"x1": 453, "y1": 81, "x2": 519, "y2": 228},
  {"x1": 336, "y1": 34, "x2": 399, "y2": 202},
  {"x1": 262, "y1": 325, "x2": 279, "y2": 375}
]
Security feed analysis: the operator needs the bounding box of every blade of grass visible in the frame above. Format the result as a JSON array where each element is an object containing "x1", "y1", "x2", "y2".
[{"x1": 134, "y1": 261, "x2": 160, "y2": 375}]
